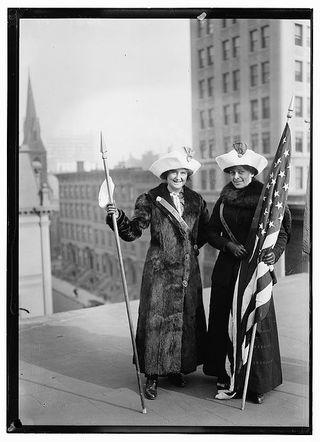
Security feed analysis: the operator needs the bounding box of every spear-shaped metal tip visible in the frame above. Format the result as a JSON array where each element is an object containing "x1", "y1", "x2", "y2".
[
  {"x1": 287, "y1": 96, "x2": 295, "y2": 120},
  {"x1": 100, "y1": 131, "x2": 104, "y2": 153}
]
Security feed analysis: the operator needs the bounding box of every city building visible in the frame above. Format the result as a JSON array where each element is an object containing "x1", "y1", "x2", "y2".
[
  {"x1": 19, "y1": 76, "x2": 53, "y2": 317},
  {"x1": 55, "y1": 164, "x2": 159, "y2": 303},
  {"x1": 190, "y1": 18, "x2": 311, "y2": 284}
]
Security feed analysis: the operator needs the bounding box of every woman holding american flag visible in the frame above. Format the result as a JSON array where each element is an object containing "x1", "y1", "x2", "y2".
[{"x1": 203, "y1": 141, "x2": 292, "y2": 405}]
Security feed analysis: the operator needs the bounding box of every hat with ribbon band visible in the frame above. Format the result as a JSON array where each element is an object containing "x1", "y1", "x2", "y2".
[
  {"x1": 215, "y1": 142, "x2": 268, "y2": 175},
  {"x1": 149, "y1": 147, "x2": 201, "y2": 179}
]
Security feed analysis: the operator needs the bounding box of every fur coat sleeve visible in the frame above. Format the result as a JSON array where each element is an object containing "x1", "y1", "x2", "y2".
[
  {"x1": 105, "y1": 193, "x2": 151, "y2": 242},
  {"x1": 195, "y1": 195, "x2": 210, "y2": 249}
]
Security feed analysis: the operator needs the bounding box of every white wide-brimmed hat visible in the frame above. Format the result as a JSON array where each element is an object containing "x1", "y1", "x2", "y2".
[
  {"x1": 216, "y1": 142, "x2": 268, "y2": 175},
  {"x1": 149, "y1": 147, "x2": 201, "y2": 179}
]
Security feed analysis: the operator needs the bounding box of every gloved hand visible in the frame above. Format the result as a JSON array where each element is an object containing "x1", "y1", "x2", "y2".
[
  {"x1": 106, "y1": 203, "x2": 119, "y2": 219},
  {"x1": 262, "y1": 251, "x2": 275, "y2": 265},
  {"x1": 226, "y1": 242, "x2": 247, "y2": 258}
]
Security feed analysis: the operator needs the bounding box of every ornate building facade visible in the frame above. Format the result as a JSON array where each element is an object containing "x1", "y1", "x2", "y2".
[
  {"x1": 56, "y1": 165, "x2": 158, "y2": 302},
  {"x1": 190, "y1": 18, "x2": 311, "y2": 284}
]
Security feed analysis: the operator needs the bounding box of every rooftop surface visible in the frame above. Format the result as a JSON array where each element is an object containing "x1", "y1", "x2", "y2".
[{"x1": 19, "y1": 273, "x2": 310, "y2": 431}]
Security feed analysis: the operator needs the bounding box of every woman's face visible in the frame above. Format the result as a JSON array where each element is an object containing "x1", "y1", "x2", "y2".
[
  {"x1": 228, "y1": 166, "x2": 254, "y2": 189},
  {"x1": 166, "y1": 168, "x2": 189, "y2": 192}
]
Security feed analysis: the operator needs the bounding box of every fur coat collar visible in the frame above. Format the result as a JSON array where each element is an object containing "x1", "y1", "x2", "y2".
[{"x1": 220, "y1": 179, "x2": 263, "y2": 208}]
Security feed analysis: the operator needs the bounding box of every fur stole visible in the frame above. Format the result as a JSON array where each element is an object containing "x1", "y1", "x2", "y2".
[{"x1": 220, "y1": 179, "x2": 263, "y2": 209}]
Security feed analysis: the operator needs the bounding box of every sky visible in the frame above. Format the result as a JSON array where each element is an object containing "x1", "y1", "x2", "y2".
[{"x1": 19, "y1": 18, "x2": 192, "y2": 168}]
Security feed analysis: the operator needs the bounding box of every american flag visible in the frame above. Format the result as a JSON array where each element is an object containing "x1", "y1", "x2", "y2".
[{"x1": 225, "y1": 123, "x2": 292, "y2": 394}]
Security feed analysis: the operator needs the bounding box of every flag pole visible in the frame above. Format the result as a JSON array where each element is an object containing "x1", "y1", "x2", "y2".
[
  {"x1": 241, "y1": 323, "x2": 257, "y2": 410},
  {"x1": 99, "y1": 132, "x2": 147, "y2": 414},
  {"x1": 241, "y1": 96, "x2": 294, "y2": 411}
]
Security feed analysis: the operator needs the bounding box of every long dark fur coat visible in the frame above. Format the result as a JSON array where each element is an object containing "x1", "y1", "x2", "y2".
[
  {"x1": 203, "y1": 179, "x2": 292, "y2": 394},
  {"x1": 107, "y1": 182, "x2": 209, "y2": 376}
]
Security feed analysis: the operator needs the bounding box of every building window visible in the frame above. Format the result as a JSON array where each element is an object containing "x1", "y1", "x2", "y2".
[
  {"x1": 207, "y1": 19, "x2": 214, "y2": 35},
  {"x1": 232, "y1": 36, "x2": 240, "y2": 57},
  {"x1": 207, "y1": 45, "x2": 214, "y2": 65},
  {"x1": 199, "y1": 140, "x2": 206, "y2": 159},
  {"x1": 232, "y1": 69, "x2": 240, "y2": 91},
  {"x1": 307, "y1": 62, "x2": 310, "y2": 83},
  {"x1": 198, "y1": 80, "x2": 205, "y2": 99},
  {"x1": 232, "y1": 19, "x2": 238, "y2": 24},
  {"x1": 251, "y1": 133, "x2": 259, "y2": 150},
  {"x1": 233, "y1": 103, "x2": 240, "y2": 123},
  {"x1": 249, "y1": 29, "x2": 258, "y2": 52},
  {"x1": 262, "y1": 96, "x2": 270, "y2": 119},
  {"x1": 250, "y1": 64, "x2": 258, "y2": 87},
  {"x1": 198, "y1": 49, "x2": 205, "y2": 68},
  {"x1": 209, "y1": 169, "x2": 217, "y2": 190},
  {"x1": 307, "y1": 97, "x2": 310, "y2": 120},
  {"x1": 233, "y1": 135, "x2": 241, "y2": 143},
  {"x1": 77, "y1": 225, "x2": 82, "y2": 241},
  {"x1": 223, "y1": 136, "x2": 231, "y2": 152},
  {"x1": 87, "y1": 226, "x2": 92, "y2": 243},
  {"x1": 200, "y1": 110, "x2": 206, "y2": 129},
  {"x1": 222, "y1": 40, "x2": 230, "y2": 60},
  {"x1": 222, "y1": 72, "x2": 230, "y2": 93},
  {"x1": 307, "y1": 132, "x2": 310, "y2": 152},
  {"x1": 223, "y1": 105, "x2": 230, "y2": 125},
  {"x1": 201, "y1": 170, "x2": 208, "y2": 190},
  {"x1": 208, "y1": 108, "x2": 214, "y2": 127},
  {"x1": 207, "y1": 77, "x2": 214, "y2": 97},
  {"x1": 208, "y1": 139, "x2": 215, "y2": 158},
  {"x1": 295, "y1": 131, "x2": 303, "y2": 152},
  {"x1": 261, "y1": 25, "x2": 270, "y2": 48},
  {"x1": 250, "y1": 99, "x2": 259, "y2": 121},
  {"x1": 222, "y1": 19, "x2": 227, "y2": 28},
  {"x1": 262, "y1": 132, "x2": 271, "y2": 153},
  {"x1": 295, "y1": 23, "x2": 303, "y2": 46},
  {"x1": 295, "y1": 60, "x2": 303, "y2": 82},
  {"x1": 295, "y1": 166, "x2": 303, "y2": 189},
  {"x1": 295, "y1": 96, "x2": 303, "y2": 117},
  {"x1": 261, "y1": 61, "x2": 270, "y2": 84}
]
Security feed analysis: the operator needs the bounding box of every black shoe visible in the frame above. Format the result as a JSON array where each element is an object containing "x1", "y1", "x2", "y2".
[
  {"x1": 248, "y1": 392, "x2": 264, "y2": 404},
  {"x1": 168, "y1": 373, "x2": 186, "y2": 387},
  {"x1": 144, "y1": 378, "x2": 158, "y2": 400},
  {"x1": 255, "y1": 393, "x2": 264, "y2": 404}
]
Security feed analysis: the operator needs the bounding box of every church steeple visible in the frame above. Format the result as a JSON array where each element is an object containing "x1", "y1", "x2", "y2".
[
  {"x1": 21, "y1": 73, "x2": 48, "y2": 184},
  {"x1": 23, "y1": 74, "x2": 44, "y2": 149}
]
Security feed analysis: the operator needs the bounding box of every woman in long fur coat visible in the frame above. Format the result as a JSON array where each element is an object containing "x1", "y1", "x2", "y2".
[
  {"x1": 203, "y1": 143, "x2": 291, "y2": 404},
  {"x1": 105, "y1": 148, "x2": 209, "y2": 400}
]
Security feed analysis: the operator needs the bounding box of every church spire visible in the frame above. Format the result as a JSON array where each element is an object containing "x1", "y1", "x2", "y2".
[
  {"x1": 23, "y1": 73, "x2": 44, "y2": 151},
  {"x1": 21, "y1": 73, "x2": 48, "y2": 185}
]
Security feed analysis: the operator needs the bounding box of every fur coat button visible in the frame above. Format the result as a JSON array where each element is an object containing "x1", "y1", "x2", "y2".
[{"x1": 182, "y1": 280, "x2": 188, "y2": 287}]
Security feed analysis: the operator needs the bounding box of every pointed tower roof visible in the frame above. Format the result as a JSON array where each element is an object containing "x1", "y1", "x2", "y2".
[{"x1": 22, "y1": 74, "x2": 45, "y2": 152}]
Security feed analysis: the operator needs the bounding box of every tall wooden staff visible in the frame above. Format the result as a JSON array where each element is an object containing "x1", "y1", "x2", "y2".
[
  {"x1": 241, "y1": 97, "x2": 294, "y2": 411},
  {"x1": 100, "y1": 132, "x2": 146, "y2": 414}
]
